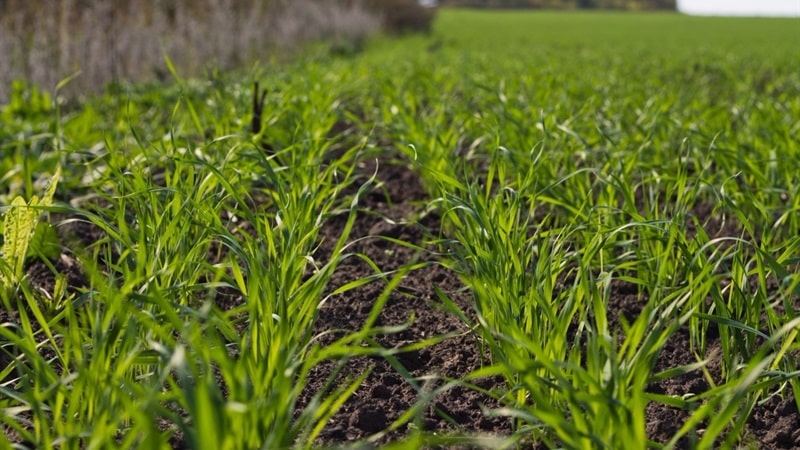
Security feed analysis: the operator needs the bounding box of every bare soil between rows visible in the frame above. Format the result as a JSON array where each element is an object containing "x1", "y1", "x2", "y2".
[{"x1": 3, "y1": 158, "x2": 799, "y2": 449}]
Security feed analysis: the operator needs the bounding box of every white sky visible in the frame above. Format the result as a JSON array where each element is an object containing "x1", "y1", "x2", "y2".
[{"x1": 677, "y1": 0, "x2": 800, "y2": 16}]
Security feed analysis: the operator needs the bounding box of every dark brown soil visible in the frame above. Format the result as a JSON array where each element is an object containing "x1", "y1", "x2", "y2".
[
  {"x1": 294, "y1": 159, "x2": 514, "y2": 446},
  {"x1": 2, "y1": 158, "x2": 798, "y2": 449}
]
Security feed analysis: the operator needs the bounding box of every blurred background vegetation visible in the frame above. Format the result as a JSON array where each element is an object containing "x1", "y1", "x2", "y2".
[
  {"x1": 0, "y1": 0, "x2": 384, "y2": 101},
  {"x1": 0, "y1": 0, "x2": 673, "y2": 102}
]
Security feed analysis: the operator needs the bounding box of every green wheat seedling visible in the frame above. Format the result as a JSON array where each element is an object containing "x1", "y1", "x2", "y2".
[
  {"x1": 372, "y1": 12, "x2": 799, "y2": 445},
  {"x1": 1, "y1": 57, "x2": 442, "y2": 448}
]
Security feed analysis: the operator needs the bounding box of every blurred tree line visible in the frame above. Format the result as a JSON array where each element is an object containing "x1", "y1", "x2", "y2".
[
  {"x1": 0, "y1": 0, "x2": 440, "y2": 101},
  {"x1": 439, "y1": 0, "x2": 675, "y2": 9},
  {"x1": 0, "y1": 0, "x2": 379, "y2": 101}
]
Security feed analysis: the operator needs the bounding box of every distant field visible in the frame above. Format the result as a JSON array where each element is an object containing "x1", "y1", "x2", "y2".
[
  {"x1": 436, "y1": 10, "x2": 800, "y2": 48},
  {"x1": 1, "y1": 9, "x2": 798, "y2": 450}
]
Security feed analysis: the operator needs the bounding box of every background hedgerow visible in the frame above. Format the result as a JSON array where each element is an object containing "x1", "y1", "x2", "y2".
[{"x1": 0, "y1": 0, "x2": 382, "y2": 102}]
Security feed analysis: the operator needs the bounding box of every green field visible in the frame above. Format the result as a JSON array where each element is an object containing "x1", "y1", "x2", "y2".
[{"x1": 1, "y1": 10, "x2": 799, "y2": 449}]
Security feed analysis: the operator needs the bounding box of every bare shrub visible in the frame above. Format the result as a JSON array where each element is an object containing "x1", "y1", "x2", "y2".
[
  {"x1": 365, "y1": 0, "x2": 438, "y2": 34},
  {"x1": 0, "y1": 0, "x2": 381, "y2": 102},
  {"x1": 271, "y1": 1, "x2": 382, "y2": 50}
]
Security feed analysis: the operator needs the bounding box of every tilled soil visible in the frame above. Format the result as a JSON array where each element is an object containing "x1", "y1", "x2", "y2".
[{"x1": 3, "y1": 158, "x2": 799, "y2": 449}]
